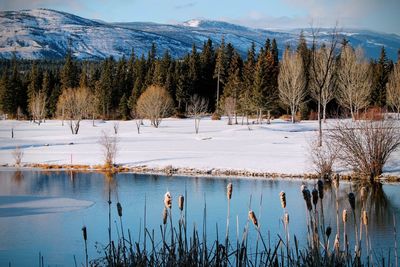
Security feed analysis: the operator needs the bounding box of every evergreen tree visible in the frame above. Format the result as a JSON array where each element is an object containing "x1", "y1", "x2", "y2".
[
  {"x1": 129, "y1": 54, "x2": 147, "y2": 108},
  {"x1": 199, "y1": 39, "x2": 215, "y2": 107},
  {"x1": 252, "y1": 47, "x2": 267, "y2": 120},
  {"x1": 189, "y1": 44, "x2": 200, "y2": 95},
  {"x1": 8, "y1": 56, "x2": 25, "y2": 116},
  {"x1": 79, "y1": 64, "x2": 89, "y2": 88},
  {"x1": 371, "y1": 46, "x2": 393, "y2": 107},
  {"x1": 114, "y1": 56, "x2": 128, "y2": 108},
  {"x1": 118, "y1": 93, "x2": 129, "y2": 120},
  {"x1": 176, "y1": 60, "x2": 191, "y2": 111},
  {"x1": 60, "y1": 50, "x2": 79, "y2": 90},
  {"x1": 222, "y1": 51, "x2": 242, "y2": 123},
  {"x1": 41, "y1": 71, "x2": 51, "y2": 116},
  {"x1": 0, "y1": 70, "x2": 9, "y2": 114},
  {"x1": 271, "y1": 39, "x2": 279, "y2": 67},
  {"x1": 239, "y1": 43, "x2": 256, "y2": 116},
  {"x1": 95, "y1": 58, "x2": 114, "y2": 118},
  {"x1": 213, "y1": 37, "x2": 227, "y2": 110},
  {"x1": 27, "y1": 62, "x2": 42, "y2": 108}
]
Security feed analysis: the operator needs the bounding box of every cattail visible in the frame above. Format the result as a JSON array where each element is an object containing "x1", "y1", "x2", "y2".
[
  {"x1": 301, "y1": 184, "x2": 307, "y2": 193},
  {"x1": 162, "y1": 207, "x2": 168, "y2": 225},
  {"x1": 312, "y1": 188, "x2": 318, "y2": 206},
  {"x1": 326, "y1": 226, "x2": 332, "y2": 238},
  {"x1": 334, "y1": 234, "x2": 340, "y2": 250},
  {"x1": 82, "y1": 226, "x2": 87, "y2": 241},
  {"x1": 317, "y1": 180, "x2": 324, "y2": 199},
  {"x1": 248, "y1": 210, "x2": 258, "y2": 227},
  {"x1": 280, "y1": 191, "x2": 286, "y2": 209},
  {"x1": 117, "y1": 202, "x2": 122, "y2": 217},
  {"x1": 360, "y1": 187, "x2": 368, "y2": 202},
  {"x1": 164, "y1": 191, "x2": 172, "y2": 209},
  {"x1": 348, "y1": 192, "x2": 355, "y2": 210},
  {"x1": 227, "y1": 183, "x2": 233, "y2": 200},
  {"x1": 333, "y1": 174, "x2": 340, "y2": 189},
  {"x1": 342, "y1": 209, "x2": 348, "y2": 223},
  {"x1": 284, "y1": 213, "x2": 289, "y2": 224},
  {"x1": 178, "y1": 195, "x2": 184, "y2": 211},
  {"x1": 362, "y1": 210, "x2": 368, "y2": 225},
  {"x1": 302, "y1": 187, "x2": 312, "y2": 211}
]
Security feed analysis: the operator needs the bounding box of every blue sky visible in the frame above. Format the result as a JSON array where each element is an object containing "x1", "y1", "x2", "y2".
[{"x1": 1, "y1": 0, "x2": 399, "y2": 34}]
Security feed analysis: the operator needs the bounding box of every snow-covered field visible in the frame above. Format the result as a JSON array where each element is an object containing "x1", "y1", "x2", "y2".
[{"x1": 0, "y1": 117, "x2": 399, "y2": 176}]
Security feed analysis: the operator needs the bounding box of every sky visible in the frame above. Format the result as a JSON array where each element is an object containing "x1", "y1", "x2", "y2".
[{"x1": 1, "y1": 0, "x2": 399, "y2": 35}]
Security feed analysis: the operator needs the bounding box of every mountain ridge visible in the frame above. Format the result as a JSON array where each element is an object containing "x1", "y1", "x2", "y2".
[{"x1": 0, "y1": 8, "x2": 399, "y2": 60}]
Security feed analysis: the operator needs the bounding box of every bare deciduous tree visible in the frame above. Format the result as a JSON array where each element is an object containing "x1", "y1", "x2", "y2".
[
  {"x1": 278, "y1": 49, "x2": 306, "y2": 123},
  {"x1": 136, "y1": 85, "x2": 174, "y2": 128},
  {"x1": 387, "y1": 63, "x2": 400, "y2": 119},
  {"x1": 130, "y1": 107, "x2": 142, "y2": 134},
  {"x1": 29, "y1": 90, "x2": 47, "y2": 125},
  {"x1": 309, "y1": 26, "x2": 339, "y2": 146},
  {"x1": 187, "y1": 94, "x2": 208, "y2": 134},
  {"x1": 113, "y1": 122, "x2": 119, "y2": 134},
  {"x1": 12, "y1": 146, "x2": 23, "y2": 166},
  {"x1": 99, "y1": 131, "x2": 118, "y2": 167},
  {"x1": 337, "y1": 46, "x2": 372, "y2": 120},
  {"x1": 57, "y1": 87, "x2": 91, "y2": 134},
  {"x1": 223, "y1": 97, "x2": 236, "y2": 125},
  {"x1": 327, "y1": 120, "x2": 400, "y2": 179}
]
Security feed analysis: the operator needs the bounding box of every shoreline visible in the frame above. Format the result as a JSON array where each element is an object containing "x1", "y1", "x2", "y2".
[{"x1": 3, "y1": 163, "x2": 400, "y2": 183}]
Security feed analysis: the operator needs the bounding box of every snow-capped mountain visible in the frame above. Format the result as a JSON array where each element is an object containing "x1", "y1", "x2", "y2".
[{"x1": 1, "y1": 9, "x2": 399, "y2": 60}]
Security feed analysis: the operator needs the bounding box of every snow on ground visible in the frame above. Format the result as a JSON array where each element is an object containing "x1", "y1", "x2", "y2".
[{"x1": 0, "y1": 117, "x2": 399, "y2": 176}]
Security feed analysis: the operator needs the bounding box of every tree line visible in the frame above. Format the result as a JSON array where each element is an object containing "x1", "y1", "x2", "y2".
[{"x1": 0, "y1": 32, "x2": 399, "y2": 125}]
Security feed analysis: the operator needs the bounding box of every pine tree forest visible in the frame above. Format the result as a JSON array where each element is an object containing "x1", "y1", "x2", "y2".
[{"x1": 0, "y1": 37, "x2": 398, "y2": 121}]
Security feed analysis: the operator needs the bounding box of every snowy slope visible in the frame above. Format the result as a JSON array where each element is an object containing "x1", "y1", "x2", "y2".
[{"x1": 0, "y1": 8, "x2": 399, "y2": 60}]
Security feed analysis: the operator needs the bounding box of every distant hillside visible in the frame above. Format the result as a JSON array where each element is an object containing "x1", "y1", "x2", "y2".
[{"x1": 1, "y1": 9, "x2": 399, "y2": 60}]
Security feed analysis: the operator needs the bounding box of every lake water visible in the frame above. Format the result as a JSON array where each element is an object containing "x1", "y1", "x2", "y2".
[{"x1": 0, "y1": 169, "x2": 399, "y2": 266}]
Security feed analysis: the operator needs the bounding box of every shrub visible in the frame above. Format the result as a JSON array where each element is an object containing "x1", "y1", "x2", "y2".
[{"x1": 327, "y1": 119, "x2": 400, "y2": 179}]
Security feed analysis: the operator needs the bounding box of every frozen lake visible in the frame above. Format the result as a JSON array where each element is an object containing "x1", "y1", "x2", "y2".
[{"x1": 0, "y1": 169, "x2": 399, "y2": 266}]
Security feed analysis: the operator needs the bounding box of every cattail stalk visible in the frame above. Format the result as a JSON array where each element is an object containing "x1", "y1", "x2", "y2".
[
  {"x1": 82, "y1": 226, "x2": 88, "y2": 267},
  {"x1": 116, "y1": 202, "x2": 127, "y2": 266},
  {"x1": 362, "y1": 210, "x2": 371, "y2": 263},
  {"x1": 226, "y1": 183, "x2": 232, "y2": 266},
  {"x1": 394, "y1": 213, "x2": 398, "y2": 267},
  {"x1": 342, "y1": 209, "x2": 348, "y2": 255}
]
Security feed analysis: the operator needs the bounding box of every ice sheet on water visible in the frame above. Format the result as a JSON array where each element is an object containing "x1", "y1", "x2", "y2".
[{"x1": 0, "y1": 195, "x2": 94, "y2": 217}]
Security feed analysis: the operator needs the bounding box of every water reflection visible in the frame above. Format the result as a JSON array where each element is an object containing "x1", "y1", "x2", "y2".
[{"x1": 0, "y1": 170, "x2": 399, "y2": 266}]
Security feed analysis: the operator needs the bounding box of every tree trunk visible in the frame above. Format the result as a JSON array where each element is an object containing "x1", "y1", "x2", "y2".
[
  {"x1": 291, "y1": 106, "x2": 295, "y2": 124},
  {"x1": 323, "y1": 103, "x2": 327, "y2": 123},
  {"x1": 216, "y1": 71, "x2": 220, "y2": 112},
  {"x1": 318, "y1": 89, "x2": 322, "y2": 147}
]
